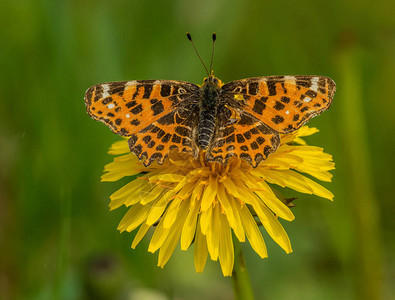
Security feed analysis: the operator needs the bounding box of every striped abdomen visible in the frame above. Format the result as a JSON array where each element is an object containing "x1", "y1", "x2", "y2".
[
  {"x1": 197, "y1": 80, "x2": 220, "y2": 149},
  {"x1": 198, "y1": 110, "x2": 216, "y2": 149}
]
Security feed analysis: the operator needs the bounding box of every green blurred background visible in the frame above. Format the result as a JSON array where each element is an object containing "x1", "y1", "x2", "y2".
[{"x1": 1, "y1": 0, "x2": 394, "y2": 299}]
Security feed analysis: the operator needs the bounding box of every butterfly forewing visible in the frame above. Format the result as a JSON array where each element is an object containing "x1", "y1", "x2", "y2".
[
  {"x1": 85, "y1": 80, "x2": 200, "y2": 165},
  {"x1": 221, "y1": 76, "x2": 336, "y2": 133}
]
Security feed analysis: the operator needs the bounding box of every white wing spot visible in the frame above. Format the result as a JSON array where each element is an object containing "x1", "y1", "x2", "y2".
[
  {"x1": 102, "y1": 84, "x2": 110, "y2": 98},
  {"x1": 311, "y1": 77, "x2": 319, "y2": 92},
  {"x1": 126, "y1": 114, "x2": 130, "y2": 118},
  {"x1": 126, "y1": 81, "x2": 137, "y2": 87},
  {"x1": 284, "y1": 76, "x2": 296, "y2": 81},
  {"x1": 107, "y1": 103, "x2": 115, "y2": 109},
  {"x1": 285, "y1": 110, "x2": 290, "y2": 114},
  {"x1": 303, "y1": 97, "x2": 312, "y2": 102}
]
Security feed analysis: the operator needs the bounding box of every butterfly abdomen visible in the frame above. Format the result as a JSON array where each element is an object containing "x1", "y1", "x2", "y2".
[
  {"x1": 198, "y1": 82, "x2": 220, "y2": 149},
  {"x1": 198, "y1": 110, "x2": 216, "y2": 149}
]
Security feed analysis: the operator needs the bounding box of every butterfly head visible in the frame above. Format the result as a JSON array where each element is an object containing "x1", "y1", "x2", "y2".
[{"x1": 202, "y1": 74, "x2": 223, "y2": 87}]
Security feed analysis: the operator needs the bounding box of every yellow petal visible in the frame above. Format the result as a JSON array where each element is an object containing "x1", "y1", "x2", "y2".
[
  {"x1": 108, "y1": 197, "x2": 125, "y2": 211},
  {"x1": 110, "y1": 179, "x2": 142, "y2": 200},
  {"x1": 194, "y1": 217, "x2": 208, "y2": 273},
  {"x1": 297, "y1": 170, "x2": 333, "y2": 182},
  {"x1": 139, "y1": 186, "x2": 165, "y2": 205},
  {"x1": 260, "y1": 159, "x2": 292, "y2": 170},
  {"x1": 293, "y1": 137, "x2": 307, "y2": 145},
  {"x1": 174, "y1": 181, "x2": 197, "y2": 201},
  {"x1": 217, "y1": 184, "x2": 245, "y2": 242},
  {"x1": 145, "y1": 195, "x2": 169, "y2": 226},
  {"x1": 271, "y1": 169, "x2": 334, "y2": 200},
  {"x1": 300, "y1": 160, "x2": 336, "y2": 173},
  {"x1": 218, "y1": 212, "x2": 234, "y2": 276},
  {"x1": 298, "y1": 174, "x2": 334, "y2": 200},
  {"x1": 131, "y1": 223, "x2": 151, "y2": 249},
  {"x1": 200, "y1": 205, "x2": 213, "y2": 236},
  {"x1": 162, "y1": 198, "x2": 183, "y2": 229},
  {"x1": 181, "y1": 199, "x2": 200, "y2": 250},
  {"x1": 264, "y1": 153, "x2": 303, "y2": 168},
  {"x1": 148, "y1": 215, "x2": 170, "y2": 253},
  {"x1": 253, "y1": 181, "x2": 295, "y2": 221},
  {"x1": 206, "y1": 203, "x2": 220, "y2": 261},
  {"x1": 102, "y1": 154, "x2": 142, "y2": 181},
  {"x1": 239, "y1": 205, "x2": 268, "y2": 258},
  {"x1": 158, "y1": 201, "x2": 189, "y2": 267},
  {"x1": 109, "y1": 179, "x2": 147, "y2": 210},
  {"x1": 201, "y1": 174, "x2": 218, "y2": 211},
  {"x1": 227, "y1": 195, "x2": 246, "y2": 242},
  {"x1": 280, "y1": 131, "x2": 298, "y2": 144},
  {"x1": 157, "y1": 173, "x2": 185, "y2": 182},
  {"x1": 117, "y1": 203, "x2": 151, "y2": 232},
  {"x1": 108, "y1": 139, "x2": 130, "y2": 155},
  {"x1": 191, "y1": 180, "x2": 205, "y2": 205},
  {"x1": 295, "y1": 126, "x2": 319, "y2": 137},
  {"x1": 249, "y1": 197, "x2": 292, "y2": 253},
  {"x1": 238, "y1": 170, "x2": 260, "y2": 189},
  {"x1": 288, "y1": 146, "x2": 330, "y2": 159},
  {"x1": 124, "y1": 182, "x2": 156, "y2": 207},
  {"x1": 170, "y1": 176, "x2": 190, "y2": 194},
  {"x1": 222, "y1": 175, "x2": 240, "y2": 198},
  {"x1": 259, "y1": 169, "x2": 314, "y2": 194}
]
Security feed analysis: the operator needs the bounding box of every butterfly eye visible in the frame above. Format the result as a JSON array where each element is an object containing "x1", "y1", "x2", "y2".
[
  {"x1": 233, "y1": 86, "x2": 242, "y2": 93},
  {"x1": 178, "y1": 87, "x2": 187, "y2": 94},
  {"x1": 213, "y1": 78, "x2": 218, "y2": 84}
]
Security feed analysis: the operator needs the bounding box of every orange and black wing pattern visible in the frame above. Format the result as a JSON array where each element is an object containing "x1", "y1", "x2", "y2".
[
  {"x1": 85, "y1": 80, "x2": 200, "y2": 165},
  {"x1": 221, "y1": 76, "x2": 336, "y2": 133},
  {"x1": 207, "y1": 109, "x2": 280, "y2": 167},
  {"x1": 208, "y1": 76, "x2": 336, "y2": 166},
  {"x1": 127, "y1": 107, "x2": 199, "y2": 165}
]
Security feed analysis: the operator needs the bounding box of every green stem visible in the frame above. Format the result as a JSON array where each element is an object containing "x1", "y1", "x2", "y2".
[{"x1": 232, "y1": 240, "x2": 255, "y2": 300}]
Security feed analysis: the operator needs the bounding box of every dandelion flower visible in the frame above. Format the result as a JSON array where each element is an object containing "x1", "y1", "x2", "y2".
[{"x1": 102, "y1": 126, "x2": 334, "y2": 276}]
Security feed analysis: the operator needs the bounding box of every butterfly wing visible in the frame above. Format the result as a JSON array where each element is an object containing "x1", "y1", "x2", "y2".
[
  {"x1": 220, "y1": 76, "x2": 336, "y2": 133},
  {"x1": 207, "y1": 75, "x2": 335, "y2": 167},
  {"x1": 85, "y1": 80, "x2": 200, "y2": 165},
  {"x1": 128, "y1": 106, "x2": 200, "y2": 166},
  {"x1": 207, "y1": 107, "x2": 280, "y2": 167}
]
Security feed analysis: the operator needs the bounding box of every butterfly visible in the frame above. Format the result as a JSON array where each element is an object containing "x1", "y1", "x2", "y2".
[{"x1": 85, "y1": 34, "x2": 336, "y2": 168}]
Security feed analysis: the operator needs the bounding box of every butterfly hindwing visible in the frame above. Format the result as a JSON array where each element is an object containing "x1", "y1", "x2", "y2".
[
  {"x1": 207, "y1": 108, "x2": 280, "y2": 167},
  {"x1": 220, "y1": 76, "x2": 336, "y2": 133},
  {"x1": 128, "y1": 107, "x2": 199, "y2": 166},
  {"x1": 85, "y1": 80, "x2": 200, "y2": 136}
]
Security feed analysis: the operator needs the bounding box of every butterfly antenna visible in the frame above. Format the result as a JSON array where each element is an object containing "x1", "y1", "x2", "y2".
[
  {"x1": 186, "y1": 32, "x2": 209, "y2": 77},
  {"x1": 209, "y1": 32, "x2": 216, "y2": 74}
]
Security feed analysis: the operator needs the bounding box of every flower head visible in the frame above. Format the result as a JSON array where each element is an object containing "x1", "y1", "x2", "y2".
[{"x1": 102, "y1": 126, "x2": 334, "y2": 276}]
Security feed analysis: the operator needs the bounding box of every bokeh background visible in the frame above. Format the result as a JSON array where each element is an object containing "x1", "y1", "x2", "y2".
[{"x1": 1, "y1": 0, "x2": 394, "y2": 299}]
